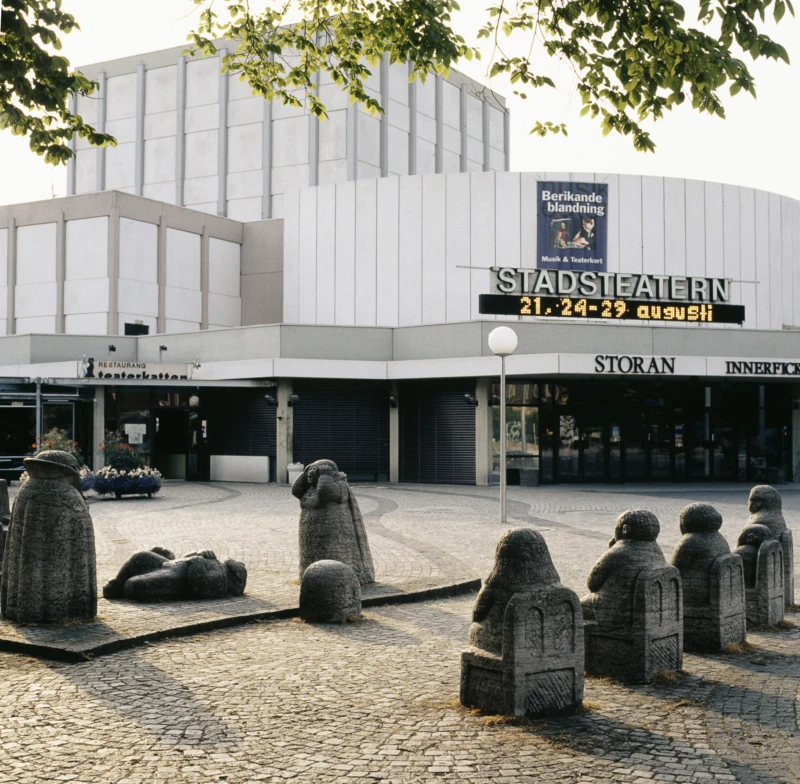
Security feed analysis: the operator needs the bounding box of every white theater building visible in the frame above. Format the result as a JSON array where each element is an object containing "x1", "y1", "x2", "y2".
[{"x1": 1, "y1": 41, "x2": 800, "y2": 487}]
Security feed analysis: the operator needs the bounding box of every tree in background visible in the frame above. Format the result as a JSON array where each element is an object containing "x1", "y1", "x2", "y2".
[
  {"x1": 0, "y1": 0, "x2": 114, "y2": 164},
  {"x1": 189, "y1": 0, "x2": 792, "y2": 151}
]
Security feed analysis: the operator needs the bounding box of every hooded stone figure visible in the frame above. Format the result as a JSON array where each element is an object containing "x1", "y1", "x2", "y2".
[
  {"x1": 468, "y1": 527, "x2": 560, "y2": 656},
  {"x1": 670, "y1": 503, "x2": 732, "y2": 608},
  {"x1": 747, "y1": 484, "x2": 794, "y2": 608},
  {"x1": 293, "y1": 459, "x2": 375, "y2": 585},
  {"x1": 734, "y1": 524, "x2": 775, "y2": 589},
  {"x1": 581, "y1": 509, "x2": 666, "y2": 630},
  {"x1": 1, "y1": 450, "x2": 97, "y2": 623}
]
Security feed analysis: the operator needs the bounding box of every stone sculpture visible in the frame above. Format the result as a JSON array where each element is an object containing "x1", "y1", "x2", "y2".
[
  {"x1": 582, "y1": 510, "x2": 682, "y2": 683},
  {"x1": 747, "y1": 485, "x2": 794, "y2": 609},
  {"x1": 103, "y1": 548, "x2": 247, "y2": 602},
  {"x1": 1, "y1": 451, "x2": 97, "y2": 623},
  {"x1": 299, "y1": 560, "x2": 361, "y2": 623},
  {"x1": 669, "y1": 503, "x2": 746, "y2": 652},
  {"x1": 734, "y1": 524, "x2": 784, "y2": 627},
  {"x1": 460, "y1": 528, "x2": 584, "y2": 717},
  {"x1": 293, "y1": 459, "x2": 375, "y2": 585}
]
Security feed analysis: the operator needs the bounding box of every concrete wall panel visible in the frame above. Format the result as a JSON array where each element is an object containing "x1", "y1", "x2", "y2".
[
  {"x1": 66, "y1": 217, "x2": 108, "y2": 280},
  {"x1": 166, "y1": 228, "x2": 201, "y2": 289},
  {"x1": 64, "y1": 277, "x2": 109, "y2": 315},
  {"x1": 106, "y1": 73, "x2": 137, "y2": 120},
  {"x1": 165, "y1": 285, "x2": 202, "y2": 322},
  {"x1": 120, "y1": 218, "x2": 157, "y2": 283},
  {"x1": 15, "y1": 282, "x2": 57, "y2": 318},
  {"x1": 209, "y1": 238, "x2": 241, "y2": 297},
  {"x1": 186, "y1": 57, "x2": 220, "y2": 107},
  {"x1": 145, "y1": 65, "x2": 177, "y2": 114},
  {"x1": 118, "y1": 278, "x2": 158, "y2": 317},
  {"x1": 16, "y1": 223, "x2": 56, "y2": 285}
]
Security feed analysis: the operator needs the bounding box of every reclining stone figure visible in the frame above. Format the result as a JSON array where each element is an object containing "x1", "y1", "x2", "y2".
[
  {"x1": 460, "y1": 527, "x2": 584, "y2": 717},
  {"x1": 2, "y1": 451, "x2": 96, "y2": 623},
  {"x1": 103, "y1": 548, "x2": 247, "y2": 602},
  {"x1": 293, "y1": 459, "x2": 375, "y2": 585},
  {"x1": 746, "y1": 485, "x2": 794, "y2": 609},
  {"x1": 669, "y1": 503, "x2": 745, "y2": 652},
  {"x1": 582, "y1": 510, "x2": 682, "y2": 683},
  {"x1": 733, "y1": 524, "x2": 784, "y2": 627}
]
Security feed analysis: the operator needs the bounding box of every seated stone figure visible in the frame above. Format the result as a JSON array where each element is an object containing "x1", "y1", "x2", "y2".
[
  {"x1": 293, "y1": 459, "x2": 375, "y2": 585},
  {"x1": 734, "y1": 524, "x2": 784, "y2": 627},
  {"x1": 582, "y1": 510, "x2": 682, "y2": 683},
  {"x1": 747, "y1": 485, "x2": 794, "y2": 609},
  {"x1": 103, "y1": 548, "x2": 247, "y2": 602},
  {"x1": 460, "y1": 528, "x2": 584, "y2": 717},
  {"x1": 670, "y1": 503, "x2": 745, "y2": 652},
  {"x1": 0, "y1": 478, "x2": 9, "y2": 570}
]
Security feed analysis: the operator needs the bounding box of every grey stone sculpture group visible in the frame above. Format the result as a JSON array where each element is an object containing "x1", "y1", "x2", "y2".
[
  {"x1": 0, "y1": 449, "x2": 249, "y2": 624},
  {"x1": 294, "y1": 459, "x2": 374, "y2": 623},
  {"x1": 461, "y1": 485, "x2": 795, "y2": 718}
]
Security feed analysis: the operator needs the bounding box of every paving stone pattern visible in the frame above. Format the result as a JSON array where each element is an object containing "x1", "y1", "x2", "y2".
[{"x1": 0, "y1": 482, "x2": 799, "y2": 781}]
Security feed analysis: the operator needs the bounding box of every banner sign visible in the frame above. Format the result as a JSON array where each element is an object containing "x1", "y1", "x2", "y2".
[
  {"x1": 537, "y1": 181, "x2": 608, "y2": 272},
  {"x1": 78, "y1": 359, "x2": 191, "y2": 380}
]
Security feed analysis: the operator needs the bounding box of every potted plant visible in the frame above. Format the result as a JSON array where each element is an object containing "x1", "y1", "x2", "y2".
[
  {"x1": 93, "y1": 431, "x2": 162, "y2": 498},
  {"x1": 20, "y1": 429, "x2": 94, "y2": 493}
]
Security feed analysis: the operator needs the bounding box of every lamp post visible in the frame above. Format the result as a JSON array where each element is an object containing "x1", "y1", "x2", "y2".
[{"x1": 488, "y1": 326, "x2": 518, "y2": 524}]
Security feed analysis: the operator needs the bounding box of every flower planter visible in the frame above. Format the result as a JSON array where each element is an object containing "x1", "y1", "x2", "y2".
[{"x1": 92, "y1": 467, "x2": 163, "y2": 498}]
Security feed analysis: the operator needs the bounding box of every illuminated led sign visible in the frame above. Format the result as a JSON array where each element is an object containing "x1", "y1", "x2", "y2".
[{"x1": 478, "y1": 294, "x2": 745, "y2": 324}]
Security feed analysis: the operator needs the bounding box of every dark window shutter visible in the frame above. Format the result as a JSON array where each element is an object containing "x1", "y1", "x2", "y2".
[
  {"x1": 400, "y1": 381, "x2": 476, "y2": 484},
  {"x1": 207, "y1": 390, "x2": 276, "y2": 457},
  {"x1": 293, "y1": 383, "x2": 390, "y2": 481}
]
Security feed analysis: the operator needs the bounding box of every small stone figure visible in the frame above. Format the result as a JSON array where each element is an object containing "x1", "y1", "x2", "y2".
[
  {"x1": 293, "y1": 459, "x2": 375, "y2": 585},
  {"x1": 747, "y1": 485, "x2": 794, "y2": 609},
  {"x1": 1, "y1": 451, "x2": 97, "y2": 623},
  {"x1": 734, "y1": 524, "x2": 784, "y2": 627},
  {"x1": 103, "y1": 548, "x2": 247, "y2": 602},
  {"x1": 669, "y1": 503, "x2": 745, "y2": 652},
  {"x1": 461, "y1": 528, "x2": 584, "y2": 717},
  {"x1": 582, "y1": 510, "x2": 682, "y2": 683},
  {"x1": 299, "y1": 560, "x2": 361, "y2": 623}
]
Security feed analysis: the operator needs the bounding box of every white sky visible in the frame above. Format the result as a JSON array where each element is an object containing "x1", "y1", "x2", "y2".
[{"x1": 0, "y1": 1, "x2": 798, "y2": 206}]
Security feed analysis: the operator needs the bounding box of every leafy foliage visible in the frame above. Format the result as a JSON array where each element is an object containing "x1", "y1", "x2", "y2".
[
  {"x1": 191, "y1": 0, "x2": 791, "y2": 151},
  {"x1": 188, "y1": 0, "x2": 472, "y2": 119},
  {"x1": 0, "y1": 0, "x2": 115, "y2": 163}
]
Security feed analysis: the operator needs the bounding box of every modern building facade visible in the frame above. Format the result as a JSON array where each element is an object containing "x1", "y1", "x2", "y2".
[{"x1": 2, "y1": 44, "x2": 800, "y2": 487}]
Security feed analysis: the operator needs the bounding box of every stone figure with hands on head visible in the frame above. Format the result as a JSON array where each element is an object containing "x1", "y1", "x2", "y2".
[{"x1": 292, "y1": 458, "x2": 375, "y2": 585}]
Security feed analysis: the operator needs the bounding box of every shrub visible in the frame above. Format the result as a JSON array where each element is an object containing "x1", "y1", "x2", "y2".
[{"x1": 101, "y1": 430, "x2": 142, "y2": 471}]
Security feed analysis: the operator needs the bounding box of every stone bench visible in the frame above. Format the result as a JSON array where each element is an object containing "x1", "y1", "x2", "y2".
[
  {"x1": 461, "y1": 584, "x2": 584, "y2": 717},
  {"x1": 585, "y1": 565, "x2": 683, "y2": 683},
  {"x1": 746, "y1": 540, "x2": 785, "y2": 627},
  {"x1": 683, "y1": 554, "x2": 746, "y2": 652}
]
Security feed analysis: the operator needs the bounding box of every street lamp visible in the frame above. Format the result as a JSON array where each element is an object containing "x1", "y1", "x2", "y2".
[{"x1": 488, "y1": 326, "x2": 518, "y2": 524}]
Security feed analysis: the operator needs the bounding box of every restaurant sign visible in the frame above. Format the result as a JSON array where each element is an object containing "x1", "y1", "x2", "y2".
[{"x1": 78, "y1": 359, "x2": 191, "y2": 380}]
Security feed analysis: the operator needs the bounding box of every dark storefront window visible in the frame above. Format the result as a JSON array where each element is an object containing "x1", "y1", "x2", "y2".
[{"x1": 491, "y1": 378, "x2": 791, "y2": 485}]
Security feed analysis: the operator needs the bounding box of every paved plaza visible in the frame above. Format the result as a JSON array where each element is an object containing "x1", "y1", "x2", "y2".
[{"x1": 0, "y1": 482, "x2": 798, "y2": 782}]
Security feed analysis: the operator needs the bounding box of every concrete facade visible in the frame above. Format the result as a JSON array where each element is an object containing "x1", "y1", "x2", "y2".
[
  {"x1": 1, "y1": 192, "x2": 252, "y2": 337},
  {"x1": 69, "y1": 44, "x2": 508, "y2": 221}
]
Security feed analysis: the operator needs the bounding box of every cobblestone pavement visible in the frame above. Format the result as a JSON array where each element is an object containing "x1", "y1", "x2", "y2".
[
  {"x1": 1, "y1": 482, "x2": 798, "y2": 653},
  {"x1": 0, "y1": 597, "x2": 798, "y2": 783},
  {"x1": 1, "y1": 482, "x2": 799, "y2": 781}
]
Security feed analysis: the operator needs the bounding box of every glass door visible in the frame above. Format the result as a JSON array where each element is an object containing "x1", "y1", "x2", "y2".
[
  {"x1": 583, "y1": 419, "x2": 606, "y2": 480},
  {"x1": 557, "y1": 414, "x2": 580, "y2": 481},
  {"x1": 649, "y1": 412, "x2": 672, "y2": 479}
]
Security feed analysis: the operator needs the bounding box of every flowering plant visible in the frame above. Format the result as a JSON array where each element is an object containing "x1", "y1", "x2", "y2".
[
  {"x1": 30, "y1": 428, "x2": 84, "y2": 465},
  {"x1": 21, "y1": 428, "x2": 92, "y2": 491},
  {"x1": 101, "y1": 430, "x2": 141, "y2": 471}
]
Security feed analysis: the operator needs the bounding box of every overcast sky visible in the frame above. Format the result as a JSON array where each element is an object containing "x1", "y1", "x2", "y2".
[{"x1": 1, "y1": 1, "x2": 798, "y2": 206}]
